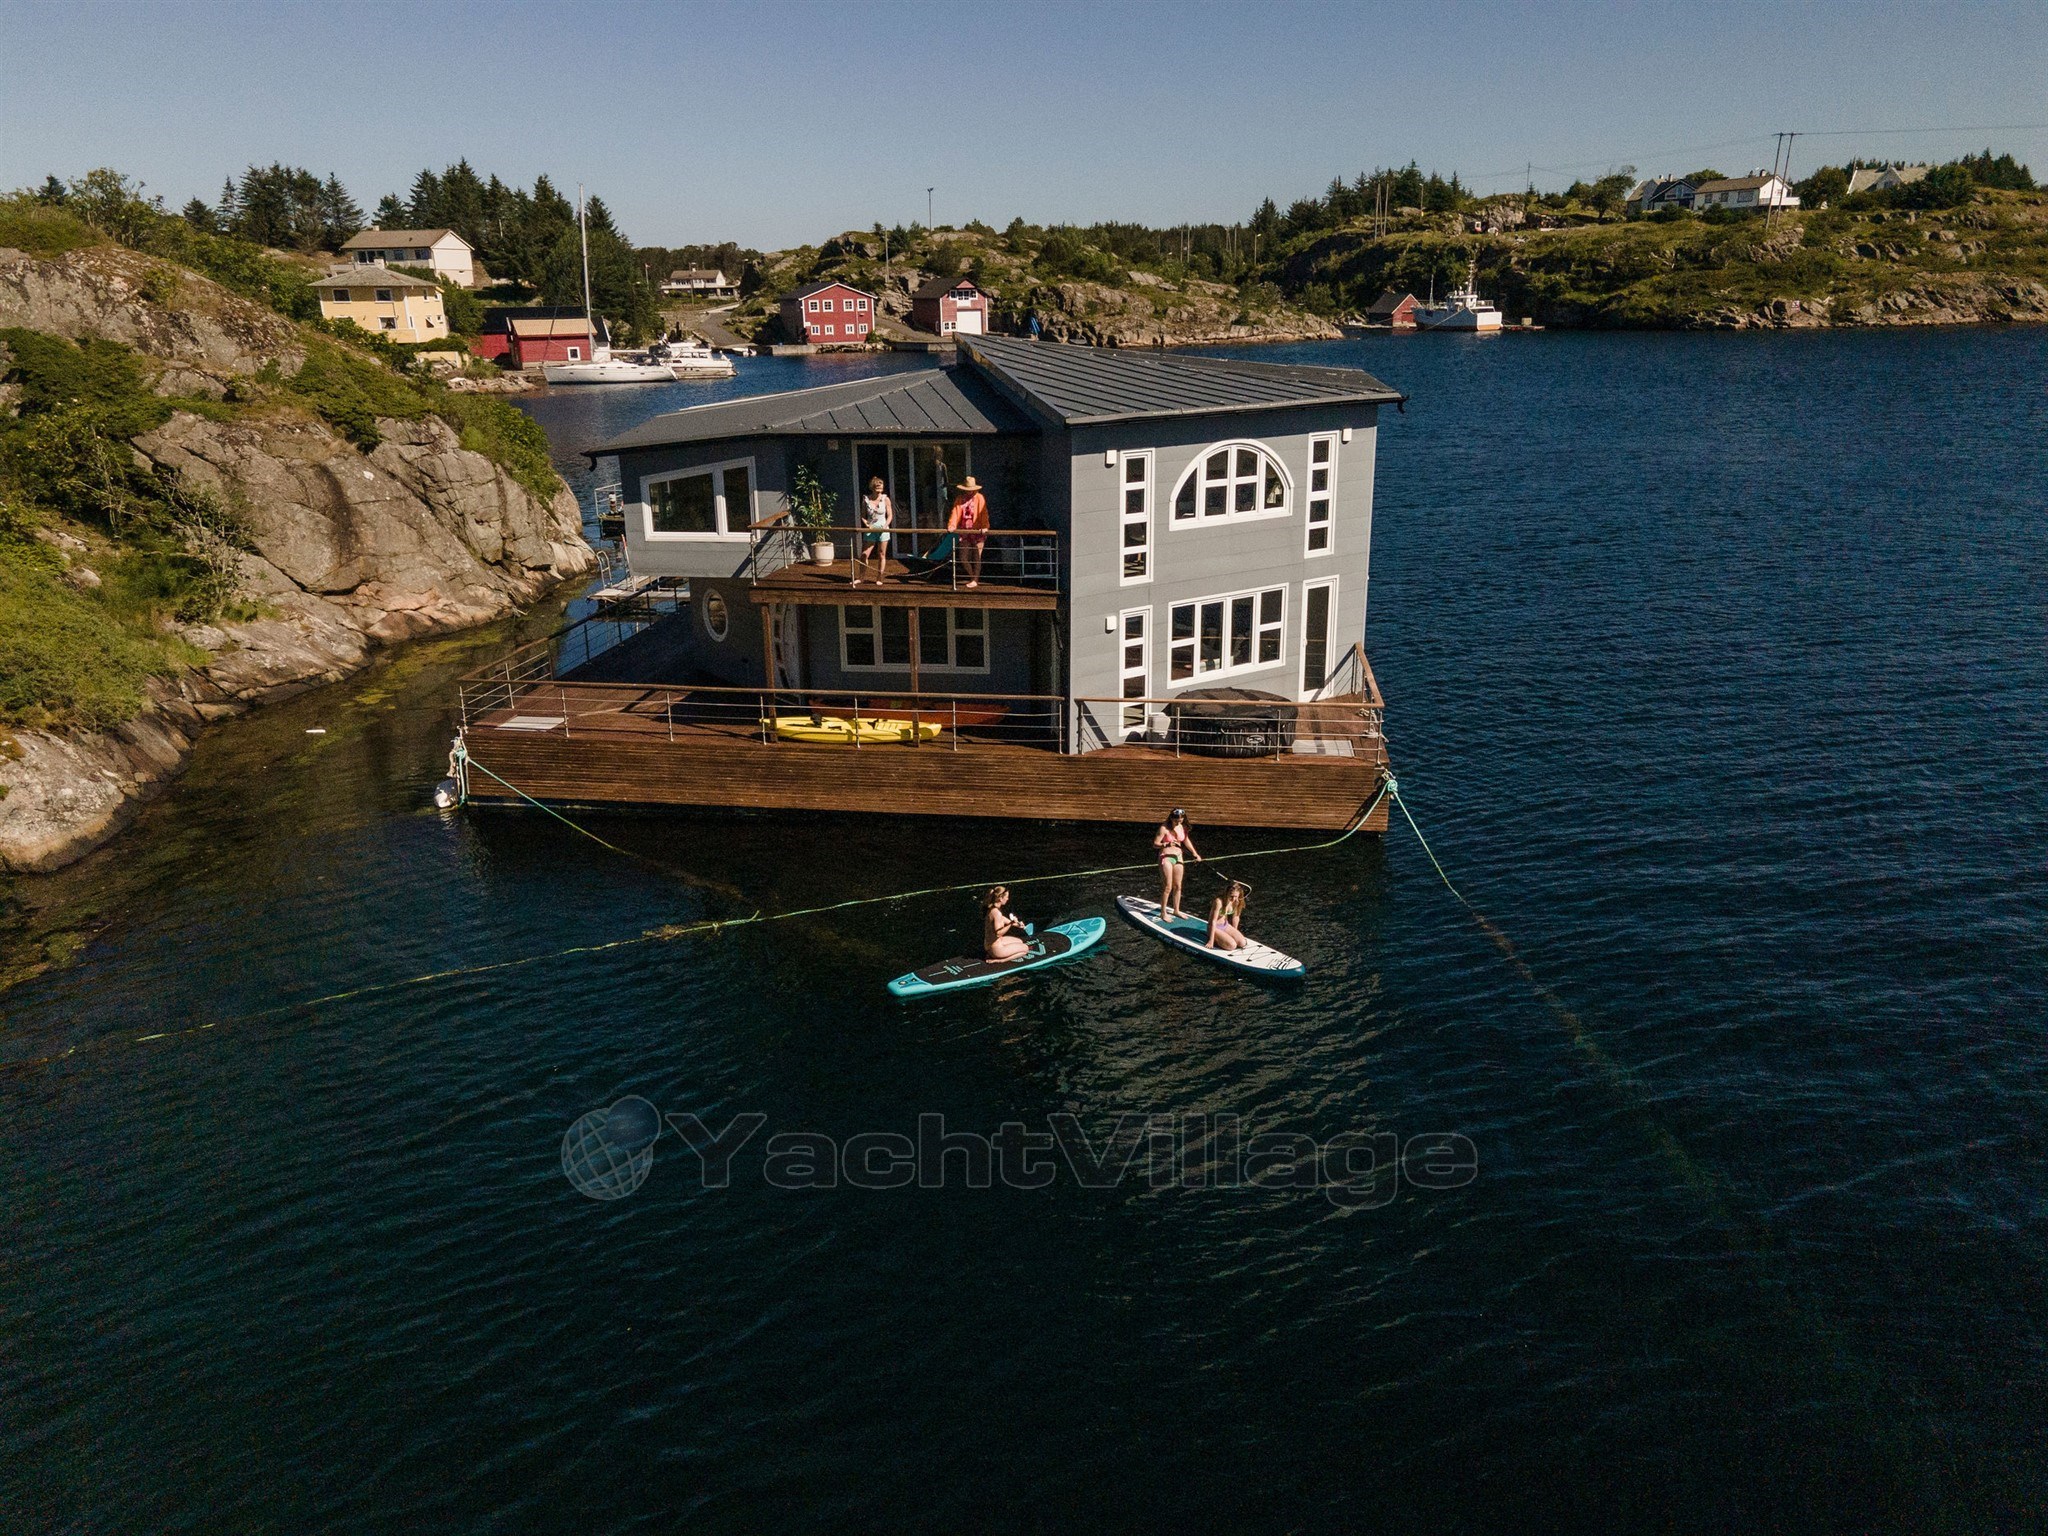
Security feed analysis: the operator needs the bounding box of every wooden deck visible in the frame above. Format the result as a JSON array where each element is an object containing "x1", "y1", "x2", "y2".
[
  {"x1": 746, "y1": 557, "x2": 1058, "y2": 610},
  {"x1": 459, "y1": 682, "x2": 1390, "y2": 831}
]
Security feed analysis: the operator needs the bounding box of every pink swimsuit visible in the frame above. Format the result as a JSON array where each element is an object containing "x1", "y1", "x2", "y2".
[{"x1": 1158, "y1": 824, "x2": 1187, "y2": 867}]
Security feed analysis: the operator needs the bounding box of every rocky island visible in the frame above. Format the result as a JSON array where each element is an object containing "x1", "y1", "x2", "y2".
[{"x1": 0, "y1": 189, "x2": 591, "y2": 873}]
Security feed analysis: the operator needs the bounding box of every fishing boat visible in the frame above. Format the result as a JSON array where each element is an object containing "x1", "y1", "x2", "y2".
[{"x1": 1414, "y1": 271, "x2": 1503, "y2": 332}]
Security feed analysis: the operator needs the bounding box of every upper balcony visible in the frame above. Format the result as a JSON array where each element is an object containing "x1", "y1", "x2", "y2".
[{"x1": 743, "y1": 512, "x2": 1060, "y2": 610}]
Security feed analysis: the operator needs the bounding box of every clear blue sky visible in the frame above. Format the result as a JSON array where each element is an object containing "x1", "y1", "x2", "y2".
[{"x1": 4, "y1": 0, "x2": 2045, "y2": 249}]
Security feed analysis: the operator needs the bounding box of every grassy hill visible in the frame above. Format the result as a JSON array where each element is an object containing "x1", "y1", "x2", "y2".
[
  {"x1": 1272, "y1": 189, "x2": 2048, "y2": 329},
  {"x1": 716, "y1": 223, "x2": 1339, "y2": 347}
]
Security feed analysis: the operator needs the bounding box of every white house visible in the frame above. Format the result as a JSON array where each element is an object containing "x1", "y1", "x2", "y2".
[
  {"x1": 1692, "y1": 173, "x2": 1801, "y2": 213},
  {"x1": 1846, "y1": 164, "x2": 1930, "y2": 196},
  {"x1": 339, "y1": 228, "x2": 477, "y2": 288},
  {"x1": 660, "y1": 268, "x2": 737, "y2": 298}
]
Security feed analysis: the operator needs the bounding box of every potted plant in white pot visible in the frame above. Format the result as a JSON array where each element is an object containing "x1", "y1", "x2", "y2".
[{"x1": 786, "y1": 464, "x2": 839, "y2": 566}]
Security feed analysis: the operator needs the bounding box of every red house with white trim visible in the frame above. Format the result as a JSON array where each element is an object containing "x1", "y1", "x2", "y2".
[
  {"x1": 779, "y1": 280, "x2": 876, "y2": 346},
  {"x1": 910, "y1": 272, "x2": 988, "y2": 336},
  {"x1": 471, "y1": 307, "x2": 600, "y2": 365}
]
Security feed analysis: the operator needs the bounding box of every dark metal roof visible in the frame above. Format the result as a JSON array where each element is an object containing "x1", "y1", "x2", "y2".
[
  {"x1": 913, "y1": 271, "x2": 980, "y2": 298},
  {"x1": 958, "y1": 332, "x2": 1404, "y2": 426},
  {"x1": 588, "y1": 365, "x2": 1035, "y2": 457}
]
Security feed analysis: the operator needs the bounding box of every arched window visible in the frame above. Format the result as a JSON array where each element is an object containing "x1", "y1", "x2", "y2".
[{"x1": 1170, "y1": 442, "x2": 1291, "y2": 525}]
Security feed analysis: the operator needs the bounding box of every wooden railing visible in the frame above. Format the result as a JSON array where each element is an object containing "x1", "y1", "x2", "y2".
[{"x1": 746, "y1": 510, "x2": 1060, "y2": 590}]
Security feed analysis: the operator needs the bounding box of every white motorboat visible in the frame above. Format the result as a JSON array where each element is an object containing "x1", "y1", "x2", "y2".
[
  {"x1": 646, "y1": 337, "x2": 735, "y2": 379},
  {"x1": 1415, "y1": 269, "x2": 1503, "y2": 331}
]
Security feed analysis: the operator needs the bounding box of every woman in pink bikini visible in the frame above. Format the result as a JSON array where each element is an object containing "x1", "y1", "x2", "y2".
[
  {"x1": 1153, "y1": 807, "x2": 1202, "y2": 921},
  {"x1": 946, "y1": 475, "x2": 989, "y2": 589}
]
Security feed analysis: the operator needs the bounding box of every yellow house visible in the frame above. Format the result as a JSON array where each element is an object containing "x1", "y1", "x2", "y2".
[{"x1": 317, "y1": 266, "x2": 448, "y2": 344}]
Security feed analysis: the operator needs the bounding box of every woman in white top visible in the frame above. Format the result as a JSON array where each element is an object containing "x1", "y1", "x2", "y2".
[{"x1": 853, "y1": 476, "x2": 893, "y2": 586}]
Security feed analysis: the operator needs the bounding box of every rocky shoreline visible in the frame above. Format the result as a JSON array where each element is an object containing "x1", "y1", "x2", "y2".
[{"x1": 0, "y1": 246, "x2": 593, "y2": 875}]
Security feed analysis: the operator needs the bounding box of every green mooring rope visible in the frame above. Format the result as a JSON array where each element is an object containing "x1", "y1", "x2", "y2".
[{"x1": 5, "y1": 772, "x2": 1391, "y2": 1073}]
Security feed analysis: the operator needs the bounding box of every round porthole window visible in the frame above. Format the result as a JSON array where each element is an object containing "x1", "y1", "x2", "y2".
[{"x1": 702, "y1": 588, "x2": 729, "y2": 641}]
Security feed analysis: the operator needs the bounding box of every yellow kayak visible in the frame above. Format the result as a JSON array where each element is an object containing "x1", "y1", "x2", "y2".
[{"x1": 766, "y1": 714, "x2": 942, "y2": 744}]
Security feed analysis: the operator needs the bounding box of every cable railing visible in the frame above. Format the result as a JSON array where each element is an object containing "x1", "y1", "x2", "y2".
[
  {"x1": 1072, "y1": 685, "x2": 1385, "y2": 761},
  {"x1": 745, "y1": 511, "x2": 1059, "y2": 591},
  {"x1": 459, "y1": 678, "x2": 1070, "y2": 751}
]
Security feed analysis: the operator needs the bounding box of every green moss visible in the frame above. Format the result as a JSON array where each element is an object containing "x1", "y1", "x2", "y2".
[
  {"x1": 0, "y1": 532, "x2": 184, "y2": 731},
  {"x1": 436, "y1": 392, "x2": 559, "y2": 505}
]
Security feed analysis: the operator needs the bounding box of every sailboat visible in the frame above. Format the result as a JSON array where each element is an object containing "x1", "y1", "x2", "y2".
[{"x1": 541, "y1": 188, "x2": 725, "y2": 384}]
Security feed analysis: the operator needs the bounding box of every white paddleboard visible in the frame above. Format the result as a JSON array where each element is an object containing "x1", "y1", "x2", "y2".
[{"x1": 1115, "y1": 896, "x2": 1305, "y2": 980}]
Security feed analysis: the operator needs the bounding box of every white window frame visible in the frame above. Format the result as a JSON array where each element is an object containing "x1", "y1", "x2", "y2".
[
  {"x1": 1168, "y1": 440, "x2": 1293, "y2": 529},
  {"x1": 701, "y1": 587, "x2": 731, "y2": 642},
  {"x1": 1299, "y1": 575, "x2": 1339, "y2": 698},
  {"x1": 565, "y1": 345, "x2": 581, "y2": 360},
  {"x1": 1118, "y1": 448, "x2": 1153, "y2": 586},
  {"x1": 823, "y1": 298, "x2": 835, "y2": 311},
  {"x1": 641, "y1": 456, "x2": 757, "y2": 542},
  {"x1": 1118, "y1": 605, "x2": 1152, "y2": 737},
  {"x1": 1166, "y1": 584, "x2": 1288, "y2": 687},
  {"x1": 1304, "y1": 433, "x2": 1337, "y2": 558},
  {"x1": 838, "y1": 605, "x2": 990, "y2": 674}
]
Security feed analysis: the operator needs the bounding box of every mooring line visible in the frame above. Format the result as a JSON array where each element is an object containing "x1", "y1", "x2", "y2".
[{"x1": 1, "y1": 779, "x2": 1391, "y2": 1075}]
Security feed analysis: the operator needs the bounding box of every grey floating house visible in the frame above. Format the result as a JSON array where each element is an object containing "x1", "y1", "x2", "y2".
[{"x1": 458, "y1": 336, "x2": 1403, "y2": 831}]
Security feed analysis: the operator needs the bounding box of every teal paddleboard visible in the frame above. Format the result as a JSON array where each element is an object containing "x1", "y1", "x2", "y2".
[{"x1": 887, "y1": 917, "x2": 1107, "y2": 999}]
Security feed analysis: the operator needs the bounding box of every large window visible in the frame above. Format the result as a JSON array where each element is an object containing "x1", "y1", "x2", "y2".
[
  {"x1": 1300, "y1": 577, "x2": 1336, "y2": 695},
  {"x1": 1168, "y1": 585, "x2": 1286, "y2": 684},
  {"x1": 1120, "y1": 450, "x2": 1152, "y2": 584},
  {"x1": 644, "y1": 459, "x2": 753, "y2": 539},
  {"x1": 1170, "y1": 441, "x2": 1290, "y2": 526},
  {"x1": 840, "y1": 606, "x2": 988, "y2": 673},
  {"x1": 851, "y1": 440, "x2": 970, "y2": 540},
  {"x1": 1305, "y1": 435, "x2": 1336, "y2": 555}
]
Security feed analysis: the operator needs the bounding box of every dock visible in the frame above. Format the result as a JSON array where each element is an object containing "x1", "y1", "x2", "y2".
[{"x1": 457, "y1": 643, "x2": 1390, "y2": 833}]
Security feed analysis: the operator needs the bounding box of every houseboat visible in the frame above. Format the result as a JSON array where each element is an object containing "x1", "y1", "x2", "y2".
[{"x1": 456, "y1": 335, "x2": 1402, "y2": 831}]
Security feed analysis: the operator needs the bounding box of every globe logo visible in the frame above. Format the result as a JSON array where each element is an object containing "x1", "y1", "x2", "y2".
[{"x1": 560, "y1": 1095, "x2": 664, "y2": 1201}]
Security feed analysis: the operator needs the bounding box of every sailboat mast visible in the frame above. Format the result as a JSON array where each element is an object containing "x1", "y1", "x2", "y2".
[{"x1": 578, "y1": 183, "x2": 593, "y2": 342}]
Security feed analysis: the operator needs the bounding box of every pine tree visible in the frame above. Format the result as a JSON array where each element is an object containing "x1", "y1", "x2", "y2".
[
  {"x1": 373, "y1": 193, "x2": 408, "y2": 228},
  {"x1": 408, "y1": 168, "x2": 443, "y2": 228},
  {"x1": 181, "y1": 198, "x2": 216, "y2": 232},
  {"x1": 584, "y1": 193, "x2": 619, "y2": 238},
  {"x1": 438, "y1": 158, "x2": 486, "y2": 242},
  {"x1": 216, "y1": 176, "x2": 239, "y2": 228},
  {"x1": 317, "y1": 173, "x2": 364, "y2": 249}
]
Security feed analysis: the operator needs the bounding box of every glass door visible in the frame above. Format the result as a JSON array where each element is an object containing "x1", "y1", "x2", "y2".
[{"x1": 1300, "y1": 579, "x2": 1334, "y2": 696}]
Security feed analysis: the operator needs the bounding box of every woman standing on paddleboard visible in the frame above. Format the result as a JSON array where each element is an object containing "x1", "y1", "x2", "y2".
[{"x1": 1154, "y1": 809, "x2": 1201, "y2": 920}]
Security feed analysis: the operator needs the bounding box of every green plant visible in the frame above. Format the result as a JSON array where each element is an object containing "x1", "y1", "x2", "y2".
[{"x1": 785, "y1": 462, "x2": 838, "y2": 530}]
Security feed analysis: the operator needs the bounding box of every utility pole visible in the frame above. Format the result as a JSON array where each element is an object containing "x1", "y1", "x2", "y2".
[
  {"x1": 926, "y1": 186, "x2": 934, "y2": 228},
  {"x1": 1765, "y1": 131, "x2": 1799, "y2": 234}
]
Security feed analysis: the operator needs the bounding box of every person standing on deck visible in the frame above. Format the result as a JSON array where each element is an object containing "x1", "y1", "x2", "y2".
[
  {"x1": 853, "y1": 475, "x2": 893, "y2": 587},
  {"x1": 947, "y1": 475, "x2": 990, "y2": 589}
]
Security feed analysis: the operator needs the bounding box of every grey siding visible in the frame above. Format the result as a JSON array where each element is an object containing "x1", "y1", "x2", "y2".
[{"x1": 1063, "y1": 405, "x2": 1378, "y2": 708}]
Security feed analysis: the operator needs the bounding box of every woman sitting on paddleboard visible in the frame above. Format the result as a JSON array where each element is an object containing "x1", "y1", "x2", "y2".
[
  {"x1": 1153, "y1": 808, "x2": 1201, "y2": 920},
  {"x1": 984, "y1": 886, "x2": 1030, "y2": 962},
  {"x1": 1207, "y1": 880, "x2": 1249, "y2": 952}
]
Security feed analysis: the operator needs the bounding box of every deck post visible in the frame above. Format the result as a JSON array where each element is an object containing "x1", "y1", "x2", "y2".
[
  {"x1": 907, "y1": 609, "x2": 921, "y2": 745},
  {"x1": 760, "y1": 606, "x2": 777, "y2": 691}
]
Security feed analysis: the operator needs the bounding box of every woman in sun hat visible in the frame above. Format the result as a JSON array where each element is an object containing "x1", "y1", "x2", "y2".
[{"x1": 946, "y1": 475, "x2": 989, "y2": 589}]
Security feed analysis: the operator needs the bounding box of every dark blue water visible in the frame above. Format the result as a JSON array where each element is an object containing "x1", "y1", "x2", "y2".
[{"x1": 4, "y1": 331, "x2": 2045, "y2": 1532}]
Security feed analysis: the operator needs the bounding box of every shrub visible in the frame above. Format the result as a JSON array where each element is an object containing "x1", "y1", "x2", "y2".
[
  {"x1": 436, "y1": 392, "x2": 559, "y2": 504},
  {"x1": 0, "y1": 533, "x2": 177, "y2": 730},
  {"x1": 283, "y1": 337, "x2": 433, "y2": 448}
]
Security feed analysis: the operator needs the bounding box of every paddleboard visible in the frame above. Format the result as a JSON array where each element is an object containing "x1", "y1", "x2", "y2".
[
  {"x1": 887, "y1": 917, "x2": 1107, "y2": 999},
  {"x1": 1115, "y1": 895, "x2": 1305, "y2": 980}
]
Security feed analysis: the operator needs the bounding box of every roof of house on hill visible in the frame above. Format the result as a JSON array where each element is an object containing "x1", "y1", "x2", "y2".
[
  {"x1": 589, "y1": 366, "x2": 1033, "y2": 456},
  {"x1": 341, "y1": 228, "x2": 468, "y2": 249},
  {"x1": 784, "y1": 277, "x2": 876, "y2": 301},
  {"x1": 958, "y1": 333, "x2": 1403, "y2": 426},
  {"x1": 1846, "y1": 164, "x2": 1930, "y2": 195},
  {"x1": 1693, "y1": 174, "x2": 1782, "y2": 194},
  {"x1": 320, "y1": 265, "x2": 440, "y2": 291},
  {"x1": 1365, "y1": 289, "x2": 1417, "y2": 315},
  {"x1": 914, "y1": 271, "x2": 982, "y2": 298},
  {"x1": 667, "y1": 268, "x2": 728, "y2": 281}
]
